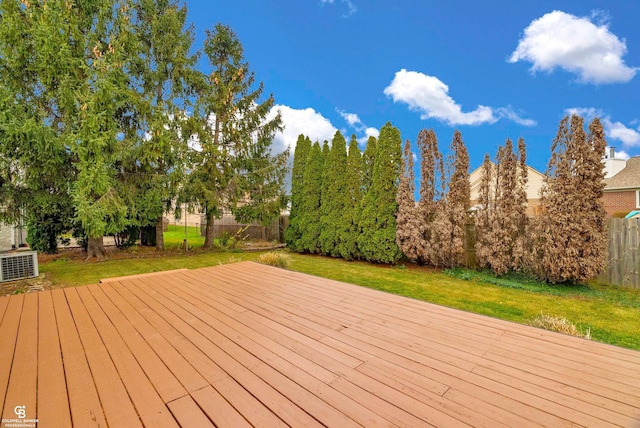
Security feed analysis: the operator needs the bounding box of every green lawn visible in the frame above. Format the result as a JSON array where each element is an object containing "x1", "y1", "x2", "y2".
[
  {"x1": 164, "y1": 225, "x2": 205, "y2": 249},
  {"x1": 38, "y1": 245, "x2": 640, "y2": 351}
]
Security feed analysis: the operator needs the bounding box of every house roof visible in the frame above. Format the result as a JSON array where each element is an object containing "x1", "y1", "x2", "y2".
[{"x1": 604, "y1": 156, "x2": 640, "y2": 190}]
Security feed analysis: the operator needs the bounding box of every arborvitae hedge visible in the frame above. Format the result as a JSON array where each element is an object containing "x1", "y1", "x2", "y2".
[
  {"x1": 432, "y1": 130, "x2": 470, "y2": 268},
  {"x1": 531, "y1": 115, "x2": 608, "y2": 283},
  {"x1": 319, "y1": 131, "x2": 348, "y2": 256},
  {"x1": 285, "y1": 134, "x2": 311, "y2": 252},
  {"x1": 396, "y1": 139, "x2": 421, "y2": 260},
  {"x1": 336, "y1": 135, "x2": 363, "y2": 260},
  {"x1": 475, "y1": 138, "x2": 528, "y2": 275},
  {"x1": 357, "y1": 122, "x2": 402, "y2": 263},
  {"x1": 299, "y1": 141, "x2": 324, "y2": 253}
]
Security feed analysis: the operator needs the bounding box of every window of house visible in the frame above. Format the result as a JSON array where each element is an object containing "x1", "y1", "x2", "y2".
[{"x1": 636, "y1": 190, "x2": 640, "y2": 208}]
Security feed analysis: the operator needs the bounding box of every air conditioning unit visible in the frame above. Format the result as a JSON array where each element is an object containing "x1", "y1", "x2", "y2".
[{"x1": 0, "y1": 251, "x2": 39, "y2": 283}]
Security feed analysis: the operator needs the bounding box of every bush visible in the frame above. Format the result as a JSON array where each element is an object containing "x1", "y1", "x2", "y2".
[
  {"x1": 114, "y1": 226, "x2": 139, "y2": 249},
  {"x1": 257, "y1": 252, "x2": 291, "y2": 269},
  {"x1": 527, "y1": 313, "x2": 591, "y2": 339},
  {"x1": 612, "y1": 211, "x2": 630, "y2": 219}
]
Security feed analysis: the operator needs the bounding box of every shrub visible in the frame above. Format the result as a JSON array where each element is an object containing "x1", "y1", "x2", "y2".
[
  {"x1": 612, "y1": 211, "x2": 629, "y2": 219},
  {"x1": 257, "y1": 252, "x2": 291, "y2": 269},
  {"x1": 527, "y1": 313, "x2": 591, "y2": 340}
]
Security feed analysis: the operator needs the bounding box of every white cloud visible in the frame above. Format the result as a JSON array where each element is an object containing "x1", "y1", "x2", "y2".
[
  {"x1": 337, "y1": 109, "x2": 381, "y2": 145},
  {"x1": 319, "y1": 0, "x2": 356, "y2": 17},
  {"x1": 364, "y1": 127, "x2": 380, "y2": 139},
  {"x1": 564, "y1": 107, "x2": 604, "y2": 120},
  {"x1": 510, "y1": 10, "x2": 637, "y2": 84},
  {"x1": 268, "y1": 105, "x2": 337, "y2": 154},
  {"x1": 564, "y1": 107, "x2": 640, "y2": 147},
  {"x1": 337, "y1": 109, "x2": 363, "y2": 128},
  {"x1": 384, "y1": 69, "x2": 495, "y2": 126},
  {"x1": 384, "y1": 69, "x2": 536, "y2": 127},
  {"x1": 496, "y1": 107, "x2": 538, "y2": 127},
  {"x1": 604, "y1": 119, "x2": 640, "y2": 147}
]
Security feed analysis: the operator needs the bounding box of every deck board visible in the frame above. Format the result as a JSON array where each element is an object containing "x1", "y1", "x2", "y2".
[
  {"x1": 3, "y1": 293, "x2": 37, "y2": 423},
  {"x1": 51, "y1": 288, "x2": 108, "y2": 427},
  {"x1": 37, "y1": 292, "x2": 72, "y2": 428},
  {"x1": 1, "y1": 261, "x2": 640, "y2": 427}
]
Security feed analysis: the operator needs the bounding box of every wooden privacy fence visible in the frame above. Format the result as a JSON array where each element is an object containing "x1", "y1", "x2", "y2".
[
  {"x1": 200, "y1": 214, "x2": 289, "y2": 243},
  {"x1": 600, "y1": 218, "x2": 640, "y2": 288},
  {"x1": 464, "y1": 218, "x2": 639, "y2": 288}
]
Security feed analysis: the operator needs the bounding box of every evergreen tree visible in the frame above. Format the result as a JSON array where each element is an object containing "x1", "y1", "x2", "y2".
[
  {"x1": 475, "y1": 138, "x2": 528, "y2": 275},
  {"x1": 319, "y1": 131, "x2": 348, "y2": 256},
  {"x1": 578, "y1": 118, "x2": 608, "y2": 278},
  {"x1": 416, "y1": 129, "x2": 444, "y2": 265},
  {"x1": 432, "y1": 130, "x2": 470, "y2": 268},
  {"x1": 396, "y1": 139, "x2": 422, "y2": 261},
  {"x1": 512, "y1": 137, "x2": 529, "y2": 271},
  {"x1": 358, "y1": 123, "x2": 402, "y2": 263},
  {"x1": 285, "y1": 135, "x2": 311, "y2": 252},
  {"x1": 299, "y1": 142, "x2": 324, "y2": 253},
  {"x1": 337, "y1": 135, "x2": 363, "y2": 260},
  {"x1": 180, "y1": 24, "x2": 286, "y2": 248},
  {"x1": 475, "y1": 153, "x2": 494, "y2": 268},
  {"x1": 531, "y1": 115, "x2": 607, "y2": 283},
  {"x1": 127, "y1": 0, "x2": 198, "y2": 250},
  {"x1": 361, "y1": 136, "x2": 377, "y2": 196},
  {"x1": 0, "y1": 0, "x2": 76, "y2": 253},
  {"x1": 0, "y1": 0, "x2": 139, "y2": 258}
]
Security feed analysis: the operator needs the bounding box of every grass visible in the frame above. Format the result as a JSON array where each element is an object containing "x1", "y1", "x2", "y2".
[
  {"x1": 164, "y1": 225, "x2": 205, "y2": 249},
  {"x1": 39, "y1": 249, "x2": 262, "y2": 287},
  {"x1": 38, "y1": 242, "x2": 640, "y2": 351},
  {"x1": 528, "y1": 313, "x2": 591, "y2": 340},
  {"x1": 257, "y1": 251, "x2": 292, "y2": 269}
]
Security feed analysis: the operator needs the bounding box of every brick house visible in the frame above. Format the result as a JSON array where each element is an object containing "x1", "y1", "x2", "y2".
[{"x1": 603, "y1": 156, "x2": 640, "y2": 217}]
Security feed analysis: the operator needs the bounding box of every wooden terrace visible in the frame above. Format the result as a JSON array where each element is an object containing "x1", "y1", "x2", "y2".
[{"x1": 1, "y1": 261, "x2": 639, "y2": 427}]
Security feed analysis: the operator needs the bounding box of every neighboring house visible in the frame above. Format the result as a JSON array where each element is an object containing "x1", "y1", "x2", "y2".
[
  {"x1": 469, "y1": 162, "x2": 546, "y2": 216},
  {"x1": 0, "y1": 222, "x2": 27, "y2": 252},
  {"x1": 603, "y1": 156, "x2": 640, "y2": 217},
  {"x1": 603, "y1": 147, "x2": 627, "y2": 179}
]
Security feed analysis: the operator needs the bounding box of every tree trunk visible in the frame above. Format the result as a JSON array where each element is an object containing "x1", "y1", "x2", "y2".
[
  {"x1": 155, "y1": 215, "x2": 164, "y2": 251},
  {"x1": 204, "y1": 211, "x2": 215, "y2": 248},
  {"x1": 86, "y1": 236, "x2": 105, "y2": 261}
]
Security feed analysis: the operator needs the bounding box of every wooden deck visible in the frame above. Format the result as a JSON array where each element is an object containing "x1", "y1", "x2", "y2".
[{"x1": 1, "y1": 261, "x2": 639, "y2": 427}]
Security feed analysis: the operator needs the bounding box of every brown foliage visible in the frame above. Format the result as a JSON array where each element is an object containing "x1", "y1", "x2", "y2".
[
  {"x1": 416, "y1": 129, "x2": 444, "y2": 265},
  {"x1": 531, "y1": 116, "x2": 608, "y2": 283},
  {"x1": 475, "y1": 138, "x2": 529, "y2": 275},
  {"x1": 432, "y1": 131, "x2": 470, "y2": 268},
  {"x1": 396, "y1": 140, "x2": 423, "y2": 260}
]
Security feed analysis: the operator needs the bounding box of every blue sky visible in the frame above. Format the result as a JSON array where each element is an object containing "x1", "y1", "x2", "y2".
[{"x1": 186, "y1": 0, "x2": 640, "y2": 173}]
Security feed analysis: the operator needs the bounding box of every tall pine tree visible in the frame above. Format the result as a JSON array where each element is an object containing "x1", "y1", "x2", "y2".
[
  {"x1": 127, "y1": 0, "x2": 198, "y2": 250},
  {"x1": 358, "y1": 123, "x2": 402, "y2": 263},
  {"x1": 0, "y1": 0, "x2": 140, "y2": 259},
  {"x1": 180, "y1": 24, "x2": 286, "y2": 248}
]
